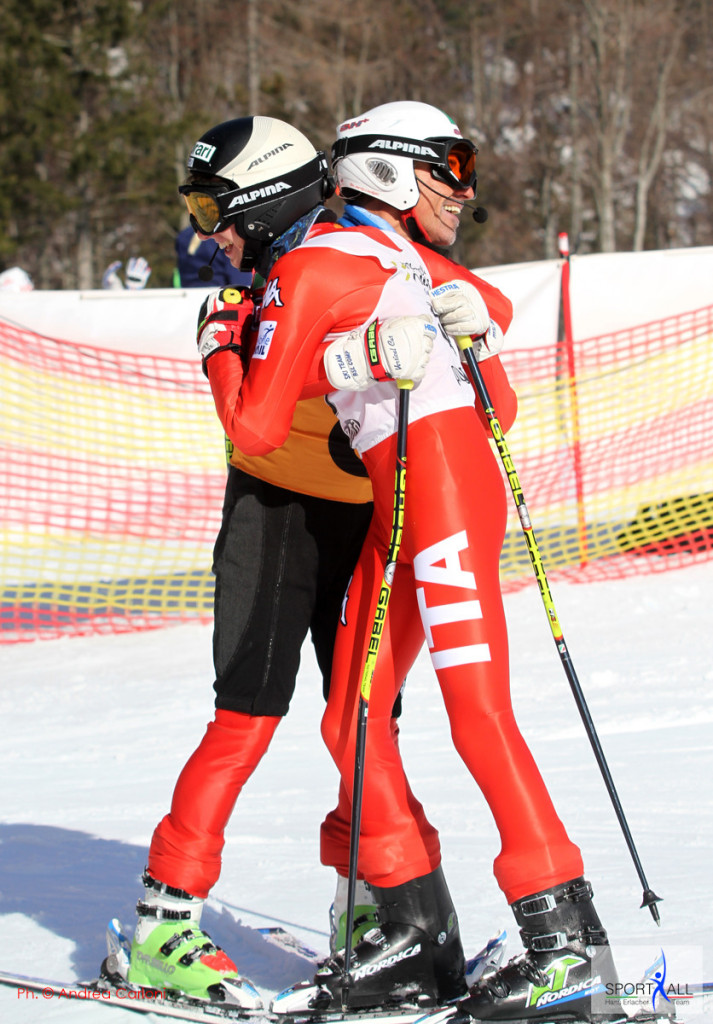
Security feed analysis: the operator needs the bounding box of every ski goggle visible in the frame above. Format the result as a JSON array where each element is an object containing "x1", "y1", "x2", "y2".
[
  {"x1": 331, "y1": 134, "x2": 478, "y2": 191},
  {"x1": 178, "y1": 183, "x2": 235, "y2": 236},
  {"x1": 429, "y1": 139, "x2": 478, "y2": 191}
]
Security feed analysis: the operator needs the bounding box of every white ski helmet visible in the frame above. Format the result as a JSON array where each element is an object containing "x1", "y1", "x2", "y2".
[
  {"x1": 331, "y1": 101, "x2": 478, "y2": 211},
  {"x1": 179, "y1": 116, "x2": 333, "y2": 250}
]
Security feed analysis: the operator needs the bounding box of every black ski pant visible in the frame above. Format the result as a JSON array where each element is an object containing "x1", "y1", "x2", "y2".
[{"x1": 212, "y1": 465, "x2": 375, "y2": 716}]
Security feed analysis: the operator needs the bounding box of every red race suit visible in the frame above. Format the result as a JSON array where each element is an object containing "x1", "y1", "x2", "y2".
[{"x1": 206, "y1": 225, "x2": 584, "y2": 904}]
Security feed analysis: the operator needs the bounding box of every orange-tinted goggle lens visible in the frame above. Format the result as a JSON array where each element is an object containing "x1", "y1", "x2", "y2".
[
  {"x1": 447, "y1": 142, "x2": 477, "y2": 186},
  {"x1": 181, "y1": 190, "x2": 222, "y2": 234},
  {"x1": 429, "y1": 140, "x2": 478, "y2": 190}
]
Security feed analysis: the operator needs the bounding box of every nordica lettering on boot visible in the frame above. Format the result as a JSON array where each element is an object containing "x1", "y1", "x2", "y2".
[
  {"x1": 351, "y1": 943, "x2": 422, "y2": 981},
  {"x1": 526, "y1": 954, "x2": 601, "y2": 1009}
]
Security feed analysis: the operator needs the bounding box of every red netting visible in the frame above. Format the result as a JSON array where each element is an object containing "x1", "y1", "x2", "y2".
[{"x1": 2, "y1": 303, "x2": 712, "y2": 642}]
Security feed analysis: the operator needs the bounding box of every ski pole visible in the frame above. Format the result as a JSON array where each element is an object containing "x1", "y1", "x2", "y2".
[
  {"x1": 342, "y1": 380, "x2": 412, "y2": 1009},
  {"x1": 458, "y1": 336, "x2": 662, "y2": 926}
]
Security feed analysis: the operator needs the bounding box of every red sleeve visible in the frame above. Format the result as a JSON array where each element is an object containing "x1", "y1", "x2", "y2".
[
  {"x1": 419, "y1": 246, "x2": 518, "y2": 433},
  {"x1": 208, "y1": 242, "x2": 391, "y2": 456},
  {"x1": 205, "y1": 348, "x2": 246, "y2": 440}
]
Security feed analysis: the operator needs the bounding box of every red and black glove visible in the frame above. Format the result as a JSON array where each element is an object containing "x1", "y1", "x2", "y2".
[{"x1": 196, "y1": 286, "x2": 255, "y2": 373}]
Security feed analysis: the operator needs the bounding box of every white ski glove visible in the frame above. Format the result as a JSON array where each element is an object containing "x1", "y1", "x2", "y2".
[
  {"x1": 125, "y1": 256, "x2": 152, "y2": 290},
  {"x1": 431, "y1": 279, "x2": 504, "y2": 362},
  {"x1": 324, "y1": 315, "x2": 437, "y2": 391},
  {"x1": 101, "y1": 257, "x2": 152, "y2": 290}
]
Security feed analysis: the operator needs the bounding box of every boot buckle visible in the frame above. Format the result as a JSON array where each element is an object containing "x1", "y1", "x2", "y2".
[
  {"x1": 135, "y1": 900, "x2": 193, "y2": 922},
  {"x1": 528, "y1": 930, "x2": 567, "y2": 952},
  {"x1": 519, "y1": 893, "x2": 557, "y2": 916}
]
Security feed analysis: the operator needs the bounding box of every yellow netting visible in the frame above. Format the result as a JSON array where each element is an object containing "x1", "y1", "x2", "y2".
[
  {"x1": 0, "y1": 319, "x2": 226, "y2": 641},
  {"x1": 2, "y1": 304, "x2": 712, "y2": 642},
  {"x1": 499, "y1": 304, "x2": 713, "y2": 590}
]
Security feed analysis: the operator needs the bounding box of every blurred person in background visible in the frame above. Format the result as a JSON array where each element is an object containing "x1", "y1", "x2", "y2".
[
  {"x1": 0, "y1": 266, "x2": 34, "y2": 291},
  {"x1": 174, "y1": 225, "x2": 251, "y2": 288},
  {"x1": 102, "y1": 256, "x2": 152, "y2": 290}
]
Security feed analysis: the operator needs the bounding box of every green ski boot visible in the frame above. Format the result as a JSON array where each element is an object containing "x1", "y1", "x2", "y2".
[
  {"x1": 128, "y1": 871, "x2": 262, "y2": 1006},
  {"x1": 329, "y1": 875, "x2": 380, "y2": 953}
]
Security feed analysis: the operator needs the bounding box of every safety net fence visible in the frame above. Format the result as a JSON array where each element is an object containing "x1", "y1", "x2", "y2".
[{"x1": 1, "y1": 303, "x2": 712, "y2": 642}]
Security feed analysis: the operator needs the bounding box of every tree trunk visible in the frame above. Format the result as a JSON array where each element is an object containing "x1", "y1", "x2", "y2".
[{"x1": 247, "y1": 0, "x2": 259, "y2": 113}]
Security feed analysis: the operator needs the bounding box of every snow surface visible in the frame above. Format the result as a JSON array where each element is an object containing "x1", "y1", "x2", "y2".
[{"x1": 1, "y1": 558, "x2": 712, "y2": 1022}]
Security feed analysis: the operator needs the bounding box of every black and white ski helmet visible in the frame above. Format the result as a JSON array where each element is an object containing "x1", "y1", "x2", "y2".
[{"x1": 184, "y1": 116, "x2": 332, "y2": 246}]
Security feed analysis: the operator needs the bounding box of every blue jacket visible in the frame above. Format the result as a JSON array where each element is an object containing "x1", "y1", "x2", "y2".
[{"x1": 174, "y1": 227, "x2": 252, "y2": 288}]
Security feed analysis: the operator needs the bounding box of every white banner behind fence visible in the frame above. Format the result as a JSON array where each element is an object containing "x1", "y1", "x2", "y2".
[{"x1": 1, "y1": 246, "x2": 711, "y2": 355}]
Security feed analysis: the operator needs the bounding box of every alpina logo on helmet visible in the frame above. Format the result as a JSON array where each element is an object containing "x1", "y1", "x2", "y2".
[
  {"x1": 227, "y1": 182, "x2": 291, "y2": 208},
  {"x1": 246, "y1": 142, "x2": 295, "y2": 171},
  {"x1": 190, "y1": 142, "x2": 216, "y2": 162},
  {"x1": 368, "y1": 140, "x2": 440, "y2": 158}
]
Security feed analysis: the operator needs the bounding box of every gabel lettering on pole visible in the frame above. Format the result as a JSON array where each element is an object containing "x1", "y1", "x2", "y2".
[{"x1": 342, "y1": 380, "x2": 412, "y2": 1008}]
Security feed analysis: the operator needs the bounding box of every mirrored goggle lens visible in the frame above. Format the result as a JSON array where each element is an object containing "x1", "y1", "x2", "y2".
[
  {"x1": 433, "y1": 142, "x2": 478, "y2": 189},
  {"x1": 448, "y1": 142, "x2": 477, "y2": 185},
  {"x1": 181, "y1": 191, "x2": 222, "y2": 234}
]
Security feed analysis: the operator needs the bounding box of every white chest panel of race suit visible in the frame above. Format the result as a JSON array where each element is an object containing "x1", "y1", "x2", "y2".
[{"x1": 298, "y1": 230, "x2": 476, "y2": 455}]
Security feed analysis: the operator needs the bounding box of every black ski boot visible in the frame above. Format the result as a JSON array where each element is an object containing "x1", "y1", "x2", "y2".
[
  {"x1": 460, "y1": 877, "x2": 624, "y2": 1022},
  {"x1": 315, "y1": 866, "x2": 467, "y2": 1011}
]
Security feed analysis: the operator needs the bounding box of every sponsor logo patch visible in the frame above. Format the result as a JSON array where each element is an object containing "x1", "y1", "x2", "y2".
[
  {"x1": 254, "y1": 321, "x2": 276, "y2": 360},
  {"x1": 262, "y1": 278, "x2": 284, "y2": 309},
  {"x1": 189, "y1": 141, "x2": 216, "y2": 163},
  {"x1": 339, "y1": 118, "x2": 369, "y2": 131}
]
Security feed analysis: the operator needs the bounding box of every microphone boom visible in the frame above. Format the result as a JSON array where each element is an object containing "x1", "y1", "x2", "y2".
[{"x1": 197, "y1": 245, "x2": 220, "y2": 282}]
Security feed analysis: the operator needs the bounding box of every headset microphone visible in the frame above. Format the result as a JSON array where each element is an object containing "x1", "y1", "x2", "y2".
[
  {"x1": 197, "y1": 246, "x2": 219, "y2": 282},
  {"x1": 416, "y1": 176, "x2": 488, "y2": 224}
]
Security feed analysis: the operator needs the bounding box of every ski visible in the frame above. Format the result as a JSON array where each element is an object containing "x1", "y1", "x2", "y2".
[
  {"x1": 270, "y1": 931, "x2": 507, "y2": 1018},
  {"x1": 685, "y1": 980, "x2": 713, "y2": 996},
  {"x1": 5, "y1": 919, "x2": 698, "y2": 1024},
  {"x1": 413, "y1": 1007, "x2": 688, "y2": 1024},
  {"x1": 0, "y1": 969, "x2": 470, "y2": 1024},
  {"x1": 1, "y1": 967, "x2": 694, "y2": 1024},
  {"x1": 465, "y1": 930, "x2": 507, "y2": 986},
  {"x1": 0, "y1": 929, "x2": 509, "y2": 1024},
  {"x1": 1, "y1": 968, "x2": 438, "y2": 1024},
  {"x1": 412, "y1": 999, "x2": 693, "y2": 1024},
  {"x1": 0, "y1": 968, "x2": 263, "y2": 1022},
  {"x1": 257, "y1": 926, "x2": 322, "y2": 963},
  {"x1": 1, "y1": 966, "x2": 698, "y2": 1024}
]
